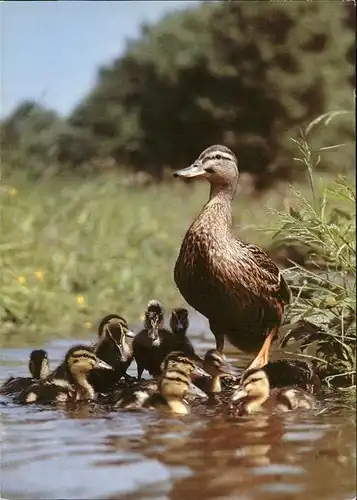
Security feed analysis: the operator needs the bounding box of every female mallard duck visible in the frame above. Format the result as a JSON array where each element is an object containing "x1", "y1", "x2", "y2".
[
  {"x1": 0, "y1": 349, "x2": 49, "y2": 396},
  {"x1": 173, "y1": 145, "x2": 291, "y2": 369},
  {"x1": 16, "y1": 345, "x2": 112, "y2": 404},
  {"x1": 88, "y1": 314, "x2": 135, "y2": 393},
  {"x1": 110, "y1": 351, "x2": 209, "y2": 415},
  {"x1": 230, "y1": 367, "x2": 316, "y2": 415}
]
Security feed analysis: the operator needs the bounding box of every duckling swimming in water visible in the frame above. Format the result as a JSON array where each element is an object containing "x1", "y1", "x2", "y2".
[
  {"x1": 170, "y1": 308, "x2": 195, "y2": 354},
  {"x1": 89, "y1": 314, "x2": 135, "y2": 393},
  {"x1": 16, "y1": 345, "x2": 112, "y2": 404},
  {"x1": 230, "y1": 367, "x2": 316, "y2": 415},
  {"x1": 1, "y1": 349, "x2": 49, "y2": 396},
  {"x1": 133, "y1": 300, "x2": 177, "y2": 379},
  {"x1": 199, "y1": 349, "x2": 240, "y2": 394},
  {"x1": 109, "y1": 351, "x2": 209, "y2": 413}
]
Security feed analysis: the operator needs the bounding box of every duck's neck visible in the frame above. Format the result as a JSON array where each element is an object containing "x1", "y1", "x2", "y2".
[
  {"x1": 39, "y1": 362, "x2": 49, "y2": 379},
  {"x1": 166, "y1": 398, "x2": 190, "y2": 415},
  {"x1": 204, "y1": 183, "x2": 236, "y2": 229},
  {"x1": 210, "y1": 375, "x2": 222, "y2": 393},
  {"x1": 243, "y1": 393, "x2": 269, "y2": 413},
  {"x1": 72, "y1": 372, "x2": 95, "y2": 400}
]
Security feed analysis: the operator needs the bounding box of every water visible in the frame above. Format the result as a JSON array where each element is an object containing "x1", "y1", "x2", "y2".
[{"x1": 1, "y1": 316, "x2": 356, "y2": 500}]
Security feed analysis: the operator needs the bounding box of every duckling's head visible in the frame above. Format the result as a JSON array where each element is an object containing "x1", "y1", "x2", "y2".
[
  {"x1": 203, "y1": 349, "x2": 240, "y2": 378},
  {"x1": 170, "y1": 308, "x2": 189, "y2": 336},
  {"x1": 29, "y1": 349, "x2": 49, "y2": 379},
  {"x1": 65, "y1": 345, "x2": 112, "y2": 377},
  {"x1": 144, "y1": 300, "x2": 164, "y2": 344},
  {"x1": 173, "y1": 145, "x2": 238, "y2": 194},
  {"x1": 159, "y1": 351, "x2": 209, "y2": 414},
  {"x1": 231, "y1": 368, "x2": 270, "y2": 402},
  {"x1": 98, "y1": 314, "x2": 135, "y2": 362}
]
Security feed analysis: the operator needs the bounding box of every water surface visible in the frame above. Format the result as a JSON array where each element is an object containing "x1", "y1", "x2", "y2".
[{"x1": 1, "y1": 317, "x2": 356, "y2": 500}]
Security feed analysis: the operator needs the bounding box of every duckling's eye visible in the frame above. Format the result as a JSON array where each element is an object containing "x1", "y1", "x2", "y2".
[
  {"x1": 215, "y1": 154, "x2": 222, "y2": 160},
  {"x1": 205, "y1": 167, "x2": 215, "y2": 174}
]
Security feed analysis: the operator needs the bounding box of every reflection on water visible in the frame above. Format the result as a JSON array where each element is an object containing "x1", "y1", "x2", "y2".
[{"x1": 1, "y1": 325, "x2": 356, "y2": 500}]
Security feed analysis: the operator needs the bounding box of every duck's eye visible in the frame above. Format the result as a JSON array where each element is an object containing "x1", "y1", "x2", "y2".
[
  {"x1": 215, "y1": 154, "x2": 222, "y2": 160},
  {"x1": 205, "y1": 167, "x2": 215, "y2": 174}
]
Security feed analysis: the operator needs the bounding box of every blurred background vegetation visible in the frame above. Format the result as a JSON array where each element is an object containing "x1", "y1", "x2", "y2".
[{"x1": 0, "y1": 1, "x2": 355, "y2": 385}]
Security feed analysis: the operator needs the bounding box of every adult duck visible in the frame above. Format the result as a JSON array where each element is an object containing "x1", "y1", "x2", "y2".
[{"x1": 173, "y1": 145, "x2": 291, "y2": 369}]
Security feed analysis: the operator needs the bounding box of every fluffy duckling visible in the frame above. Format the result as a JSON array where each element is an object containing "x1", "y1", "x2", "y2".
[
  {"x1": 89, "y1": 314, "x2": 135, "y2": 393},
  {"x1": 196, "y1": 349, "x2": 240, "y2": 394},
  {"x1": 170, "y1": 308, "x2": 195, "y2": 353},
  {"x1": 109, "y1": 351, "x2": 209, "y2": 413},
  {"x1": 0, "y1": 349, "x2": 49, "y2": 396},
  {"x1": 16, "y1": 345, "x2": 112, "y2": 404},
  {"x1": 230, "y1": 367, "x2": 316, "y2": 416},
  {"x1": 263, "y1": 358, "x2": 321, "y2": 395},
  {"x1": 132, "y1": 300, "x2": 176, "y2": 379}
]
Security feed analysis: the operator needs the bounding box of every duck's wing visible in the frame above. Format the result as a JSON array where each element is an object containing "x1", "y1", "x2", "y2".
[{"x1": 242, "y1": 244, "x2": 291, "y2": 304}]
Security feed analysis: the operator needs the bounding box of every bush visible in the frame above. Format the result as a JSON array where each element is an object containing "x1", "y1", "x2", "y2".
[{"x1": 271, "y1": 111, "x2": 356, "y2": 388}]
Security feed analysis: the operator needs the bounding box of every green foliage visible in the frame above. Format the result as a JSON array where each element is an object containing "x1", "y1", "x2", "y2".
[
  {"x1": 69, "y1": 0, "x2": 354, "y2": 184},
  {"x1": 270, "y1": 112, "x2": 356, "y2": 388},
  {"x1": 2, "y1": 2, "x2": 353, "y2": 184}
]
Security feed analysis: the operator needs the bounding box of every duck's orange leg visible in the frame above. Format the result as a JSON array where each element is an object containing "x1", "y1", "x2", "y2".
[{"x1": 247, "y1": 326, "x2": 278, "y2": 370}]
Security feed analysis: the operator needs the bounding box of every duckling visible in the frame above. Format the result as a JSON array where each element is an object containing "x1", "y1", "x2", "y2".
[
  {"x1": 109, "y1": 351, "x2": 209, "y2": 413},
  {"x1": 16, "y1": 345, "x2": 112, "y2": 404},
  {"x1": 170, "y1": 308, "x2": 195, "y2": 353},
  {"x1": 0, "y1": 349, "x2": 49, "y2": 396},
  {"x1": 263, "y1": 358, "x2": 321, "y2": 395},
  {"x1": 195, "y1": 349, "x2": 240, "y2": 394},
  {"x1": 132, "y1": 300, "x2": 176, "y2": 379},
  {"x1": 89, "y1": 314, "x2": 135, "y2": 393},
  {"x1": 230, "y1": 367, "x2": 316, "y2": 416}
]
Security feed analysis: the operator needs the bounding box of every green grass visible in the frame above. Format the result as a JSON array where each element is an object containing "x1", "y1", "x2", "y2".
[{"x1": 1, "y1": 171, "x2": 300, "y2": 347}]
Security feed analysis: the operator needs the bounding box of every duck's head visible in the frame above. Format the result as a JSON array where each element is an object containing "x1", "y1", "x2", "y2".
[
  {"x1": 144, "y1": 300, "x2": 164, "y2": 344},
  {"x1": 65, "y1": 345, "x2": 112, "y2": 377},
  {"x1": 173, "y1": 145, "x2": 239, "y2": 195},
  {"x1": 98, "y1": 314, "x2": 135, "y2": 362},
  {"x1": 29, "y1": 349, "x2": 49, "y2": 379},
  {"x1": 159, "y1": 351, "x2": 209, "y2": 414},
  {"x1": 231, "y1": 368, "x2": 270, "y2": 403},
  {"x1": 203, "y1": 349, "x2": 240, "y2": 378},
  {"x1": 170, "y1": 308, "x2": 189, "y2": 336}
]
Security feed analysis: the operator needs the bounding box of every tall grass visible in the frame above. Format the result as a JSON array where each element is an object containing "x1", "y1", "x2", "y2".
[
  {"x1": 1, "y1": 173, "x2": 295, "y2": 347},
  {"x1": 270, "y1": 112, "x2": 356, "y2": 388}
]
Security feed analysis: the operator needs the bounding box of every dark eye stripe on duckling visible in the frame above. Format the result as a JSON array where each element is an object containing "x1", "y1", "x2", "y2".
[
  {"x1": 163, "y1": 372, "x2": 189, "y2": 385},
  {"x1": 70, "y1": 351, "x2": 96, "y2": 360}
]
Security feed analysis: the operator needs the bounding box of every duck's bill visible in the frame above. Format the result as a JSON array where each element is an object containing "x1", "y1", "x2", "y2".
[
  {"x1": 187, "y1": 381, "x2": 208, "y2": 399},
  {"x1": 95, "y1": 358, "x2": 113, "y2": 370},
  {"x1": 191, "y1": 365, "x2": 211, "y2": 378},
  {"x1": 173, "y1": 163, "x2": 206, "y2": 179},
  {"x1": 231, "y1": 387, "x2": 247, "y2": 402},
  {"x1": 220, "y1": 362, "x2": 241, "y2": 378},
  {"x1": 125, "y1": 329, "x2": 136, "y2": 338}
]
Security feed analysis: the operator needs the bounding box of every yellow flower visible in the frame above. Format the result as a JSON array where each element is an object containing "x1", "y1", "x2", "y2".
[
  {"x1": 84, "y1": 321, "x2": 92, "y2": 329},
  {"x1": 34, "y1": 270, "x2": 44, "y2": 281},
  {"x1": 76, "y1": 295, "x2": 85, "y2": 306},
  {"x1": 17, "y1": 276, "x2": 26, "y2": 285},
  {"x1": 8, "y1": 187, "x2": 18, "y2": 196}
]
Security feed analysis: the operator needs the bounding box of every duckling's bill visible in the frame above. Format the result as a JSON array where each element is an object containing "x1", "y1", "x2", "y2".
[
  {"x1": 187, "y1": 381, "x2": 208, "y2": 399},
  {"x1": 191, "y1": 365, "x2": 210, "y2": 378},
  {"x1": 231, "y1": 387, "x2": 247, "y2": 402},
  {"x1": 95, "y1": 358, "x2": 113, "y2": 370},
  {"x1": 173, "y1": 163, "x2": 206, "y2": 179}
]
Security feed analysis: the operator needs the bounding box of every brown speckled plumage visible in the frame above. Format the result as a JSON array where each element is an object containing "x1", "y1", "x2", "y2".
[{"x1": 173, "y1": 145, "x2": 290, "y2": 367}]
